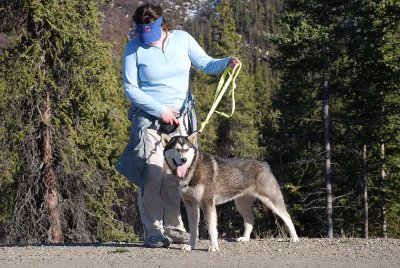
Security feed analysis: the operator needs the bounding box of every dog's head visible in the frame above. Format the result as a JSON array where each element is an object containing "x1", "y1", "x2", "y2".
[{"x1": 162, "y1": 132, "x2": 198, "y2": 179}]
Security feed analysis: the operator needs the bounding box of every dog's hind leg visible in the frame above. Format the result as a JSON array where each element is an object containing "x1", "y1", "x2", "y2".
[
  {"x1": 182, "y1": 201, "x2": 200, "y2": 251},
  {"x1": 257, "y1": 195, "x2": 299, "y2": 242},
  {"x1": 202, "y1": 201, "x2": 220, "y2": 252},
  {"x1": 234, "y1": 195, "x2": 256, "y2": 242}
]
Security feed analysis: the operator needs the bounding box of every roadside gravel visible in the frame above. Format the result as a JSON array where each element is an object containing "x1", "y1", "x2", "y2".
[{"x1": 1, "y1": 238, "x2": 399, "y2": 268}]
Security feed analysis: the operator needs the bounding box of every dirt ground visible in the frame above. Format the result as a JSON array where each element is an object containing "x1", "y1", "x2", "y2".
[{"x1": 0, "y1": 238, "x2": 399, "y2": 268}]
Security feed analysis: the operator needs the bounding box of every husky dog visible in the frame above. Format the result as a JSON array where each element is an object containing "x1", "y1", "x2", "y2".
[{"x1": 162, "y1": 132, "x2": 299, "y2": 252}]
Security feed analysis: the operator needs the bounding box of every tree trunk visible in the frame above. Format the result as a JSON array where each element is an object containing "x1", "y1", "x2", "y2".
[
  {"x1": 381, "y1": 206, "x2": 388, "y2": 238},
  {"x1": 380, "y1": 143, "x2": 388, "y2": 238},
  {"x1": 39, "y1": 51, "x2": 62, "y2": 243},
  {"x1": 322, "y1": 43, "x2": 333, "y2": 239},
  {"x1": 362, "y1": 144, "x2": 368, "y2": 239}
]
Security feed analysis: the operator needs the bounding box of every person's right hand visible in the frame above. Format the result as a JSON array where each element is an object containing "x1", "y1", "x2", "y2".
[
  {"x1": 227, "y1": 57, "x2": 241, "y2": 68},
  {"x1": 161, "y1": 107, "x2": 179, "y2": 126}
]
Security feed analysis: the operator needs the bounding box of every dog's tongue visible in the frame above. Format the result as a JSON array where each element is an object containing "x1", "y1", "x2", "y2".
[{"x1": 176, "y1": 164, "x2": 187, "y2": 178}]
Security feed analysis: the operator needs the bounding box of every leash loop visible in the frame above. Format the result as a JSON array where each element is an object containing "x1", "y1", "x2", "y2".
[{"x1": 198, "y1": 62, "x2": 242, "y2": 133}]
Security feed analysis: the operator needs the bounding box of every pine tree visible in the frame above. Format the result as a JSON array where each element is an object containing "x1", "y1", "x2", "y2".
[
  {"x1": 0, "y1": 0, "x2": 135, "y2": 243},
  {"x1": 0, "y1": 77, "x2": 17, "y2": 235},
  {"x1": 210, "y1": 0, "x2": 241, "y2": 58},
  {"x1": 343, "y1": 0, "x2": 400, "y2": 238},
  {"x1": 185, "y1": 0, "x2": 284, "y2": 238},
  {"x1": 269, "y1": 0, "x2": 400, "y2": 239},
  {"x1": 210, "y1": 0, "x2": 260, "y2": 158},
  {"x1": 189, "y1": 31, "x2": 220, "y2": 152},
  {"x1": 269, "y1": 0, "x2": 354, "y2": 238}
]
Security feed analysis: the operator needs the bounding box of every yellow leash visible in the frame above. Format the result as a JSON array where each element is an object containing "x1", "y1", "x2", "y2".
[{"x1": 198, "y1": 62, "x2": 242, "y2": 133}]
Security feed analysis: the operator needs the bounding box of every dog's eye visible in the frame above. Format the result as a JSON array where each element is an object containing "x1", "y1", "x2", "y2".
[{"x1": 179, "y1": 149, "x2": 189, "y2": 153}]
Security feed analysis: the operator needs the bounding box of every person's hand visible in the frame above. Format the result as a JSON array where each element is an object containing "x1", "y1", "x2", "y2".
[
  {"x1": 227, "y1": 57, "x2": 241, "y2": 68},
  {"x1": 161, "y1": 107, "x2": 179, "y2": 126}
]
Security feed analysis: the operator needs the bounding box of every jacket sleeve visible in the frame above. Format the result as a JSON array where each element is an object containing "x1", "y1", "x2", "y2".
[
  {"x1": 122, "y1": 42, "x2": 166, "y2": 119},
  {"x1": 186, "y1": 32, "x2": 230, "y2": 75}
]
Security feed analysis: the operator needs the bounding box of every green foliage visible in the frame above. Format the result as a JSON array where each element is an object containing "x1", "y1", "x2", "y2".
[
  {"x1": 0, "y1": 0, "x2": 135, "y2": 242},
  {"x1": 211, "y1": 0, "x2": 241, "y2": 57},
  {"x1": 343, "y1": 0, "x2": 400, "y2": 238},
  {"x1": 185, "y1": 0, "x2": 281, "y2": 239},
  {"x1": 1, "y1": 0, "x2": 399, "y2": 242},
  {"x1": 209, "y1": 0, "x2": 260, "y2": 157},
  {"x1": 269, "y1": 0, "x2": 400, "y2": 238},
  {"x1": 186, "y1": 1, "x2": 278, "y2": 159},
  {"x1": 0, "y1": 77, "x2": 18, "y2": 225},
  {"x1": 191, "y1": 67, "x2": 218, "y2": 152}
]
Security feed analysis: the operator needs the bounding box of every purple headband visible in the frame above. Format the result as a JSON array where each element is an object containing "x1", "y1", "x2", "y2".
[{"x1": 137, "y1": 16, "x2": 163, "y2": 44}]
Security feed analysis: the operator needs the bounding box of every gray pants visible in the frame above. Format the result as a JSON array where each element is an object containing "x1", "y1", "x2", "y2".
[{"x1": 137, "y1": 115, "x2": 189, "y2": 238}]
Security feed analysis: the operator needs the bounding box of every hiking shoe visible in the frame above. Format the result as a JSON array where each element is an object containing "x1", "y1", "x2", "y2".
[
  {"x1": 144, "y1": 235, "x2": 170, "y2": 248},
  {"x1": 165, "y1": 229, "x2": 190, "y2": 244}
]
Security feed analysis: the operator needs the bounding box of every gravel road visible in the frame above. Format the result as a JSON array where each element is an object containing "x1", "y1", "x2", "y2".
[{"x1": 1, "y1": 238, "x2": 399, "y2": 268}]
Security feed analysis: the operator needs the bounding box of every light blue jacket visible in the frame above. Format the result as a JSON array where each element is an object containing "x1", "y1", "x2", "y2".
[
  {"x1": 122, "y1": 30, "x2": 230, "y2": 118},
  {"x1": 116, "y1": 30, "x2": 230, "y2": 187}
]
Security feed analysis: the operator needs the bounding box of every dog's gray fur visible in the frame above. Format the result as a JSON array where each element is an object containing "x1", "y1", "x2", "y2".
[{"x1": 162, "y1": 132, "x2": 299, "y2": 251}]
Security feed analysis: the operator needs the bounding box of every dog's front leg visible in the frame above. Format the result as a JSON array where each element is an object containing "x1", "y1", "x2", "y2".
[
  {"x1": 203, "y1": 202, "x2": 219, "y2": 252},
  {"x1": 181, "y1": 201, "x2": 199, "y2": 251}
]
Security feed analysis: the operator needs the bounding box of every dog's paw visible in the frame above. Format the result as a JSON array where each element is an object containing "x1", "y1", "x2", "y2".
[
  {"x1": 208, "y1": 245, "x2": 220, "y2": 252},
  {"x1": 236, "y1": 236, "x2": 250, "y2": 242},
  {"x1": 181, "y1": 244, "x2": 192, "y2": 251},
  {"x1": 290, "y1": 237, "x2": 300, "y2": 243}
]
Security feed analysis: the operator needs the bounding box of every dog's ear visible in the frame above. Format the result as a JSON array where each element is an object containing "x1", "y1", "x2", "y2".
[
  {"x1": 187, "y1": 131, "x2": 198, "y2": 145},
  {"x1": 161, "y1": 133, "x2": 171, "y2": 147}
]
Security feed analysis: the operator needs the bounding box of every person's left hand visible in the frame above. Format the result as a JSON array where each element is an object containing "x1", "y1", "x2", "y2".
[{"x1": 227, "y1": 57, "x2": 241, "y2": 68}]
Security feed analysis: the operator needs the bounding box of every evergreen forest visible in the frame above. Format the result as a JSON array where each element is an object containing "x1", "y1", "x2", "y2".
[{"x1": 0, "y1": 0, "x2": 399, "y2": 244}]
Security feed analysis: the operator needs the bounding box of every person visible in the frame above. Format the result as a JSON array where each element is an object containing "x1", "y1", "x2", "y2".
[{"x1": 115, "y1": 3, "x2": 241, "y2": 248}]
